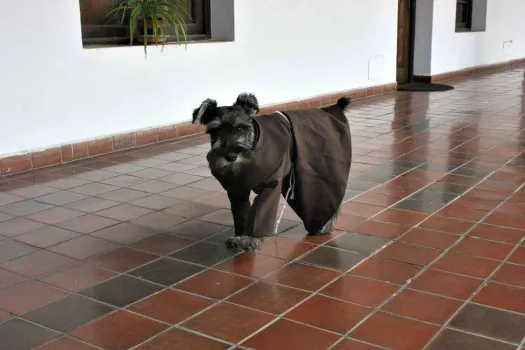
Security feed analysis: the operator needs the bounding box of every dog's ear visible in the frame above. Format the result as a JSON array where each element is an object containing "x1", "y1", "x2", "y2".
[
  {"x1": 192, "y1": 98, "x2": 218, "y2": 125},
  {"x1": 234, "y1": 93, "x2": 260, "y2": 116}
]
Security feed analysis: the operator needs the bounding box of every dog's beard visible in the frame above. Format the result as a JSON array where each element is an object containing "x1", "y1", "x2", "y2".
[{"x1": 208, "y1": 151, "x2": 254, "y2": 177}]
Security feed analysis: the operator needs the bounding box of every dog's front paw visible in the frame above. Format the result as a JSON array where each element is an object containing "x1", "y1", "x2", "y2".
[{"x1": 225, "y1": 236, "x2": 265, "y2": 251}]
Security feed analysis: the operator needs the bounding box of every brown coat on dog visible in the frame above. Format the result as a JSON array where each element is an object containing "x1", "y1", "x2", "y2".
[{"x1": 210, "y1": 102, "x2": 352, "y2": 237}]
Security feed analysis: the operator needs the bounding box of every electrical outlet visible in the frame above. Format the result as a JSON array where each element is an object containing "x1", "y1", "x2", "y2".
[
  {"x1": 368, "y1": 56, "x2": 384, "y2": 81},
  {"x1": 503, "y1": 40, "x2": 513, "y2": 55}
]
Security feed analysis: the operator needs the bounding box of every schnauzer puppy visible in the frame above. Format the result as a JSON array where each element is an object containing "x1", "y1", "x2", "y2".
[{"x1": 192, "y1": 93, "x2": 352, "y2": 251}]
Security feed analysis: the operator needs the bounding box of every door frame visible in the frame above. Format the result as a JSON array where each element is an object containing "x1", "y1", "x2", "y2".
[
  {"x1": 397, "y1": 0, "x2": 417, "y2": 83},
  {"x1": 407, "y1": 0, "x2": 417, "y2": 83}
]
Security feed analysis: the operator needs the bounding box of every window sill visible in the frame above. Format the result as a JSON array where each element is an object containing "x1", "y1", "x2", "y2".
[
  {"x1": 455, "y1": 28, "x2": 486, "y2": 33},
  {"x1": 82, "y1": 34, "x2": 223, "y2": 50}
]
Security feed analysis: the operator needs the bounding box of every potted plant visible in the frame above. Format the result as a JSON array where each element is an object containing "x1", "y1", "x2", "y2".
[{"x1": 107, "y1": 0, "x2": 189, "y2": 57}]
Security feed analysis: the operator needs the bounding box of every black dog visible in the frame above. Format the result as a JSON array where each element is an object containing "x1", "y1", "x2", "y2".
[{"x1": 192, "y1": 93, "x2": 352, "y2": 251}]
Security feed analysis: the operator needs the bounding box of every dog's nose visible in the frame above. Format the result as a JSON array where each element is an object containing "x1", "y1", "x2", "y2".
[{"x1": 225, "y1": 153, "x2": 238, "y2": 162}]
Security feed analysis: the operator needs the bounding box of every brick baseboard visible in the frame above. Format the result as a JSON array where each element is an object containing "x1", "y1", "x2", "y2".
[
  {"x1": 0, "y1": 82, "x2": 398, "y2": 177},
  {"x1": 414, "y1": 58, "x2": 525, "y2": 83}
]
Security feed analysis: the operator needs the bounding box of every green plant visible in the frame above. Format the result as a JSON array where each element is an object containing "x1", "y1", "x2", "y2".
[{"x1": 107, "y1": 0, "x2": 189, "y2": 56}]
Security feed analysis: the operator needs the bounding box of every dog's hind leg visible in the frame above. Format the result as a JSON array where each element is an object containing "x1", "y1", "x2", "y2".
[{"x1": 310, "y1": 205, "x2": 341, "y2": 236}]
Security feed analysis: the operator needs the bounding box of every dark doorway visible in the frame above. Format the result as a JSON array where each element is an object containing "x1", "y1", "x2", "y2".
[{"x1": 396, "y1": 0, "x2": 415, "y2": 84}]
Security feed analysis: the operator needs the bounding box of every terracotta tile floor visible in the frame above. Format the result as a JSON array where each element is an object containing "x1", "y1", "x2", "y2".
[{"x1": 2, "y1": 67, "x2": 525, "y2": 350}]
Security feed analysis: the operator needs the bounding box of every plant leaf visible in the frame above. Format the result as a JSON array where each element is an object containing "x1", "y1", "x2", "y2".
[{"x1": 105, "y1": 0, "x2": 189, "y2": 56}]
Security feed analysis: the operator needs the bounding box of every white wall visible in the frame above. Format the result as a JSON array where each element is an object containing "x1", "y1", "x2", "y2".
[
  {"x1": 431, "y1": 0, "x2": 525, "y2": 75},
  {"x1": 0, "y1": 0, "x2": 397, "y2": 157}
]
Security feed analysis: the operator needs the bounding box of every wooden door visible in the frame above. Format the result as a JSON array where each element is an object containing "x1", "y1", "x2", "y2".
[{"x1": 397, "y1": 0, "x2": 411, "y2": 84}]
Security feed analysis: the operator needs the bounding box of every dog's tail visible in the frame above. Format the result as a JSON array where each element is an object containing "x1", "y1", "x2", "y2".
[{"x1": 336, "y1": 97, "x2": 352, "y2": 110}]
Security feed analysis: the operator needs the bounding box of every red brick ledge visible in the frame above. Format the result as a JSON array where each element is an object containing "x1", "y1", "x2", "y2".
[
  {"x1": 414, "y1": 57, "x2": 525, "y2": 83},
  {"x1": 0, "y1": 82, "x2": 398, "y2": 177}
]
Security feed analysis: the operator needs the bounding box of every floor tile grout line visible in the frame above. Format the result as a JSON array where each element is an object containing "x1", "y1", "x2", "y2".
[
  {"x1": 1, "y1": 224, "x2": 215, "y2": 292},
  {"x1": 13, "y1": 314, "x2": 107, "y2": 350},
  {"x1": 172, "y1": 326, "x2": 239, "y2": 348},
  {"x1": 422, "y1": 182, "x2": 525, "y2": 349},
  {"x1": 2, "y1": 213, "x2": 304, "y2": 329},
  {"x1": 32, "y1": 220, "x2": 303, "y2": 336},
  {"x1": 349, "y1": 118, "x2": 508, "y2": 184},
  {"x1": 467, "y1": 298, "x2": 525, "y2": 317},
  {"x1": 217, "y1": 235, "x2": 404, "y2": 344},
  {"x1": 2, "y1": 217, "x2": 197, "y2": 265},
  {"x1": 0, "y1": 170, "x2": 508, "y2": 230},
  {"x1": 3, "y1": 233, "x2": 187, "y2": 287},
  {"x1": 30, "y1": 335, "x2": 106, "y2": 350},
  {"x1": 344, "y1": 145, "x2": 515, "y2": 220},
  {"x1": 127, "y1": 235, "x2": 356, "y2": 348},
  {"x1": 2, "y1": 153, "x2": 520, "y2": 347},
  {"x1": 14, "y1": 293, "x2": 172, "y2": 337},
  {"x1": 1, "y1": 240, "x2": 239, "y2": 328},
  {"x1": 178, "y1": 315, "x2": 347, "y2": 341},
  {"x1": 16, "y1": 248, "x2": 245, "y2": 348},
  {"x1": 0, "y1": 208, "x2": 237, "y2": 287},
  {"x1": 4, "y1": 140, "x2": 209, "y2": 183},
  {"x1": 361, "y1": 147, "x2": 525, "y2": 233},
  {"x1": 342, "y1": 153, "x2": 513, "y2": 248},
  {"x1": 398, "y1": 284, "x2": 525, "y2": 314},
  {"x1": 76, "y1": 297, "x2": 232, "y2": 347},
  {"x1": 2, "y1": 162, "x2": 212, "y2": 220},
  {"x1": 324, "y1": 154, "x2": 525, "y2": 350},
  {"x1": 423, "y1": 236, "x2": 525, "y2": 349},
  {"x1": 445, "y1": 326, "x2": 523, "y2": 347},
  {"x1": 52, "y1": 243, "x2": 287, "y2": 347},
  {"x1": 128, "y1": 325, "x2": 238, "y2": 350},
  {"x1": 395, "y1": 236, "x2": 519, "y2": 256}
]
